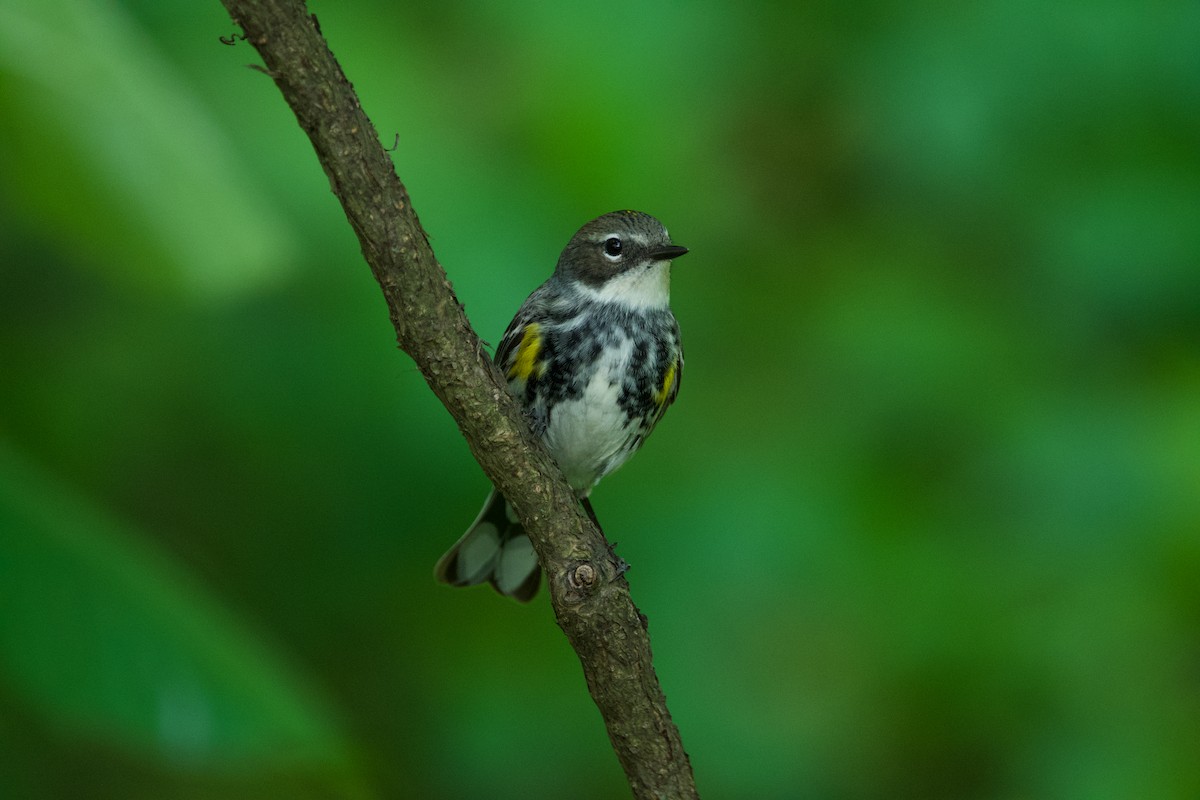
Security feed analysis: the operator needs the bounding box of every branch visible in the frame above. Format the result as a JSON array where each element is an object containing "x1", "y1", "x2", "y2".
[{"x1": 217, "y1": 2, "x2": 699, "y2": 797}]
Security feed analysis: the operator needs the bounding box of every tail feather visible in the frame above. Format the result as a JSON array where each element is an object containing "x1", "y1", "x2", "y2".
[{"x1": 434, "y1": 488, "x2": 541, "y2": 602}]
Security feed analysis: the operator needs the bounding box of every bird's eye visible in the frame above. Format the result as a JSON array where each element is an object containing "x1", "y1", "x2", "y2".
[{"x1": 603, "y1": 237, "x2": 623, "y2": 259}]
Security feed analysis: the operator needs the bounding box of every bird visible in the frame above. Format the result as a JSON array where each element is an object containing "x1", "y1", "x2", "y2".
[{"x1": 434, "y1": 210, "x2": 688, "y2": 601}]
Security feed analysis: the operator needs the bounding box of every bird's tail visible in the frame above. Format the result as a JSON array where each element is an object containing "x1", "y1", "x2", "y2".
[{"x1": 434, "y1": 488, "x2": 541, "y2": 602}]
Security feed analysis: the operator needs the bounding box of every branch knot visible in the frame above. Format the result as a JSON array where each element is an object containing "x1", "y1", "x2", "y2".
[{"x1": 568, "y1": 562, "x2": 597, "y2": 590}]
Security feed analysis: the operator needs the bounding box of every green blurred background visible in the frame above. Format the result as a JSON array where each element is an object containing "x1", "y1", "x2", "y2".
[{"x1": 2, "y1": 0, "x2": 1198, "y2": 797}]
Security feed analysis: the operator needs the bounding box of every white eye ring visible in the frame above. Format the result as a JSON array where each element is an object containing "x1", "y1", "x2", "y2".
[{"x1": 602, "y1": 236, "x2": 623, "y2": 261}]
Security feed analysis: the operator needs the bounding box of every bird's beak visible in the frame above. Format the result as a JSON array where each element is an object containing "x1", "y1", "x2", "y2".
[{"x1": 649, "y1": 245, "x2": 689, "y2": 261}]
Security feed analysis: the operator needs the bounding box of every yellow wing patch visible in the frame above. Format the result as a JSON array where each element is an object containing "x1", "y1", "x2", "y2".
[
  {"x1": 653, "y1": 359, "x2": 677, "y2": 408},
  {"x1": 507, "y1": 323, "x2": 544, "y2": 382}
]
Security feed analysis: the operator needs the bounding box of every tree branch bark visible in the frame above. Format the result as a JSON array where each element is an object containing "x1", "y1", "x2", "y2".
[{"x1": 217, "y1": 2, "x2": 698, "y2": 797}]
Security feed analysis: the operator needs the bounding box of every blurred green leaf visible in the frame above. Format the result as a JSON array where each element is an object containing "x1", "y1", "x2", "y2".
[
  {"x1": 0, "y1": 0, "x2": 294, "y2": 297},
  {"x1": 0, "y1": 442, "x2": 348, "y2": 769}
]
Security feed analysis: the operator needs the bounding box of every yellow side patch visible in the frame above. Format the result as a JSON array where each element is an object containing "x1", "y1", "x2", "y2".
[
  {"x1": 654, "y1": 360, "x2": 677, "y2": 407},
  {"x1": 507, "y1": 323, "x2": 542, "y2": 382}
]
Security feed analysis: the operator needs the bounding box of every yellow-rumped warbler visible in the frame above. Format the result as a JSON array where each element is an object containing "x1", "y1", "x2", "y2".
[{"x1": 434, "y1": 210, "x2": 688, "y2": 601}]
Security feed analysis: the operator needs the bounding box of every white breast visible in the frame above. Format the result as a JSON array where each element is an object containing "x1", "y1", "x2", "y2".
[{"x1": 542, "y1": 337, "x2": 640, "y2": 495}]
